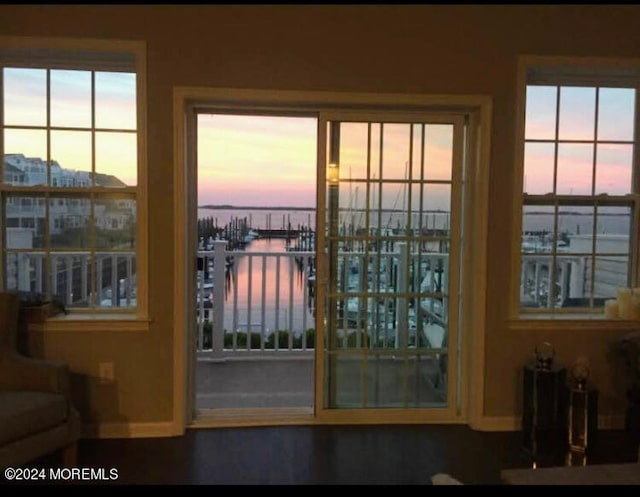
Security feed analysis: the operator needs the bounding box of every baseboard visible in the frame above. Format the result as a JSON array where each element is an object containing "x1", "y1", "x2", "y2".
[
  {"x1": 471, "y1": 414, "x2": 627, "y2": 432},
  {"x1": 81, "y1": 421, "x2": 177, "y2": 439},
  {"x1": 80, "y1": 414, "x2": 627, "y2": 438}
]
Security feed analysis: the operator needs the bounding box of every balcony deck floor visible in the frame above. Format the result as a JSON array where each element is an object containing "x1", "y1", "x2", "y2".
[{"x1": 196, "y1": 354, "x2": 445, "y2": 410}]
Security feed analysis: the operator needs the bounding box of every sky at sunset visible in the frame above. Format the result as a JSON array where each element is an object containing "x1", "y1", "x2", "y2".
[
  {"x1": 523, "y1": 85, "x2": 635, "y2": 196},
  {"x1": 197, "y1": 114, "x2": 455, "y2": 211},
  {"x1": 2, "y1": 67, "x2": 138, "y2": 186},
  {"x1": 197, "y1": 114, "x2": 317, "y2": 207},
  {"x1": 3, "y1": 68, "x2": 636, "y2": 205}
]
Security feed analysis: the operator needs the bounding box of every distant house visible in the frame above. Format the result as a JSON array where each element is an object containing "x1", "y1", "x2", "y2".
[{"x1": 3, "y1": 154, "x2": 134, "y2": 239}]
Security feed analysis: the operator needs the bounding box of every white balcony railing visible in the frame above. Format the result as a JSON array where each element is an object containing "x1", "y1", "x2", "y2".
[
  {"x1": 196, "y1": 240, "x2": 450, "y2": 357},
  {"x1": 6, "y1": 250, "x2": 137, "y2": 309},
  {"x1": 196, "y1": 240, "x2": 315, "y2": 357}
]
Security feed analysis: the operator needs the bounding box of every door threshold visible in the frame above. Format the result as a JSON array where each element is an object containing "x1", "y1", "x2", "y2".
[{"x1": 190, "y1": 406, "x2": 316, "y2": 428}]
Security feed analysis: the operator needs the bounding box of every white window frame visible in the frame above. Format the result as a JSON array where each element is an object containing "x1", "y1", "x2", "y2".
[
  {"x1": 510, "y1": 55, "x2": 640, "y2": 327},
  {"x1": 0, "y1": 36, "x2": 149, "y2": 328}
]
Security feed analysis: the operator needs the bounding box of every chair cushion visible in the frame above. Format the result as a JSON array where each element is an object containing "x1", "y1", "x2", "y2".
[{"x1": 0, "y1": 391, "x2": 68, "y2": 446}]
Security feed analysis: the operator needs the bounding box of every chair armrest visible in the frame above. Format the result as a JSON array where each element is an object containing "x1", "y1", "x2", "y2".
[{"x1": 0, "y1": 352, "x2": 71, "y2": 397}]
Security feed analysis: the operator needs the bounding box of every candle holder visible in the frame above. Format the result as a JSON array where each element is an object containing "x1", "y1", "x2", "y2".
[{"x1": 567, "y1": 356, "x2": 597, "y2": 453}]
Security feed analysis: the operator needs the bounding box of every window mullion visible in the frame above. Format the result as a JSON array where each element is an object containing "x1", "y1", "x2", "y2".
[
  {"x1": 550, "y1": 201, "x2": 559, "y2": 312},
  {"x1": 552, "y1": 85, "x2": 560, "y2": 195},
  {"x1": 590, "y1": 202, "x2": 598, "y2": 309},
  {"x1": 0, "y1": 66, "x2": 5, "y2": 290},
  {"x1": 592, "y1": 88, "x2": 599, "y2": 197},
  {"x1": 91, "y1": 70, "x2": 96, "y2": 309},
  {"x1": 45, "y1": 68, "x2": 51, "y2": 300},
  {"x1": 632, "y1": 85, "x2": 640, "y2": 289},
  {"x1": 589, "y1": 89, "x2": 599, "y2": 310}
]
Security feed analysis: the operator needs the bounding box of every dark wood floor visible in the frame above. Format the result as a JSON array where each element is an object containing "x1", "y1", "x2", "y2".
[{"x1": 26, "y1": 425, "x2": 638, "y2": 485}]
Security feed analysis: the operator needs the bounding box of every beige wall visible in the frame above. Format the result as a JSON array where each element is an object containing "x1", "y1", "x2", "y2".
[{"x1": 1, "y1": 5, "x2": 639, "y2": 427}]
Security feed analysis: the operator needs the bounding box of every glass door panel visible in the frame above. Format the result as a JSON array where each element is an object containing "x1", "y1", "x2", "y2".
[{"x1": 324, "y1": 117, "x2": 462, "y2": 411}]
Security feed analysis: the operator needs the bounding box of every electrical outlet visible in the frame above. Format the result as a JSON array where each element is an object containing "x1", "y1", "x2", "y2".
[{"x1": 98, "y1": 362, "x2": 115, "y2": 384}]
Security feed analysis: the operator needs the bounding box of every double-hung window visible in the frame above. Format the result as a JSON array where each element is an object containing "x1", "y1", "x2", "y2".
[
  {"x1": 516, "y1": 57, "x2": 640, "y2": 317},
  {"x1": 0, "y1": 38, "x2": 147, "y2": 317}
]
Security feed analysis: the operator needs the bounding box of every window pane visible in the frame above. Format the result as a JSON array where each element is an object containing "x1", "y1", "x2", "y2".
[
  {"x1": 50, "y1": 130, "x2": 92, "y2": 186},
  {"x1": 558, "y1": 205, "x2": 594, "y2": 253},
  {"x1": 339, "y1": 122, "x2": 369, "y2": 180},
  {"x1": 4, "y1": 130, "x2": 48, "y2": 187},
  {"x1": 116, "y1": 254, "x2": 136, "y2": 308},
  {"x1": 95, "y1": 197, "x2": 137, "y2": 250},
  {"x1": 598, "y1": 88, "x2": 635, "y2": 142},
  {"x1": 520, "y1": 255, "x2": 552, "y2": 308},
  {"x1": 3, "y1": 68, "x2": 46, "y2": 126},
  {"x1": 422, "y1": 183, "x2": 451, "y2": 213},
  {"x1": 50, "y1": 70, "x2": 91, "y2": 128},
  {"x1": 595, "y1": 144, "x2": 633, "y2": 195},
  {"x1": 421, "y1": 315, "x2": 446, "y2": 348},
  {"x1": 95, "y1": 71, "x2": 136, "y2": 130},
  {"x1": 358, "y1": 353, "x2": 448, "y2": 408},
  {"x1": 558, "y1": 87, "x2": 596, "y2": 141},
  {"x1": 409, "y1": 183, "x2": 424, "y2": 230},
  {"x1": 328, "y1": 352, "x2": 362, "y2": 408},
  {"x1": 522, "y1": 204, "x2": 555, "y2": 253},
  {"x1": 596, "y1": 205, "x2": 631, "y2": 254},
  {"x1": 525, "y1": 85, "x2": 557, "y2": 140},
  {"x1": 370, "y1": 123, "x2": 381, "y2": 178},
  {"x1": 414, "y1": 354, "x2": 447, "y2": 406},
  {"x1": 95, "y1": 132, "x2": 137, "y2": 186},
  {"x1": 50, "y1": 254, "x2": 90, "y2": 307},
  {"x1": 593, "y1": 255, "x2": 629, "y2": 300},
  {"x1": 5, "y1": 195, "x2": 46, "y2": 248},
  {"x1": 49, "y1": 197, "x2": 91, "y2": 249},
  {"x1": 424, "y1": 124, "x2": 453, "y2": 181},
  {"x1": 412, "y1": 124, "x2": 422, "y2": 180},
  {"x1": 412, "y1": 183, "x2": 451, "y2": 237},
  {"x1": 343, "y1": 296, "x2": 369, "y2": 334},
  {"x1": 523, "y1": 142, "x2": 555, "y2": 194},
  {"x1": 422, "y1": 183, "x2": 451, "y2": 236},
  {"x1": 95, "y1": 253, "x2": 137, "y2": 308},
  {"x1": 379, "y1": 181, "x2": 407, "y2": 229},
  {"x1": 381, "y1": 123, "x2": 411, "y2": 179},
  {"x1": 556, "y1": 143, "x2": 593, "y2": 195},
  {"x1": 338, "y1": 180, "x2": 365, "y2": 235},
  {"x1": 420, "y1": 295, "x2": 446, "y2": 324},
  {"x1": 556, "y1": 256, "x2": 585, "y2": 309},
  {"x1": 5, "y1": 252, "x2": 46, "y2": 293}
]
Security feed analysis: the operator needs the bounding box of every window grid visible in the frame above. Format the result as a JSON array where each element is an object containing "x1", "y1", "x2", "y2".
[
  {"x1": 1, "y1": 65, "x2": 138, "y2": 311},
  {"x1": 521, "y1": 82, "x2": 638, "y2": 314}
]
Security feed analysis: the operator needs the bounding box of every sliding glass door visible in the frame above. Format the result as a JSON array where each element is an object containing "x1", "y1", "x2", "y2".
[{"x1": 320, "y1": 113, "x2": 465, "y2": 415}]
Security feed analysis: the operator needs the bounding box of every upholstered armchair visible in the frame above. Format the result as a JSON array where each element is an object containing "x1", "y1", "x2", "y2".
[{"x1": 0, "y1": 291, "x2": 81, "y2": 469}]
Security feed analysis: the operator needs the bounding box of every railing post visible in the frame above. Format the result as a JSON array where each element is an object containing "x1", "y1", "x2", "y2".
[{"x1": 212, "y1": 240, "x2": 227, "y2": 358}]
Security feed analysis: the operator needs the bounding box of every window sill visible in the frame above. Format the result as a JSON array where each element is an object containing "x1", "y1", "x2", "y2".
[
  {"x1": 509, "y1": 314, "x2": 640, "y2": 332},
  {"x1": 27, "y1": 313, "x2": 152, "y2": 332}
]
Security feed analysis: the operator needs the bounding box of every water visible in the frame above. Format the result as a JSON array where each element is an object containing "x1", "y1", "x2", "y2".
[
  {"x1": 522, "y1": 213, "x2": 630, "y2": 235},
  {"x1": 223, "y1": 238, "x2": 315, "y2": 336},
  {"x1": 197, "y1": 207, "x2": 451, "y2": 232},
  {"x1": 199, "y1": 207, "x2": 629, "y2": 236},
  {"x1": 202, "y1": 208, "x2": 629, "y2": 334},
  {"x1": 198, "y1": 208, "x2": 315, "y2": 230}
]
